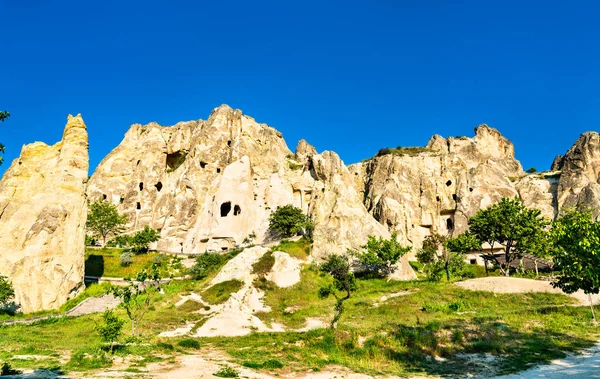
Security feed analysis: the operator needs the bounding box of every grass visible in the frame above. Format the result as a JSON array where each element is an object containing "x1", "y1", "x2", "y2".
[
  {"x1": 202, "y1": 280, "x2": 244, "y2": 305},
  {"x1": 375, "y1": 146, "x2": 433, "y2": 158},
  {"x1": 252, "y1": 252, "x2": 275, "y2": 275},
  {"x1": 84, "y1": 248, "x2": 183, "y2": 278},
  {"x1": 1, "y1": 267, "x2": 599, "y2": 378},
  {"x1": 271, "y1": 237, "x2": 312, "y2": 260}
]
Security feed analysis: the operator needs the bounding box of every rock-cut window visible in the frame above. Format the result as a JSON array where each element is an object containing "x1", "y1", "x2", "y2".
[
  {"x1": 234, "y1": 205, "x2": 241, "y2": 216},
  {"x1": 220, "y1": 202, "x2": 231, "y2": 217}
]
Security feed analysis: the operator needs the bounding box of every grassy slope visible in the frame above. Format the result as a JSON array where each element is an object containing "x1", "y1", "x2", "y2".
[
  {"x1": 2, "y1": 242, "x2": 599, "y2": 377},
  {"x1": 85, "y1": 248, "x2": 184, "y2": 278}
]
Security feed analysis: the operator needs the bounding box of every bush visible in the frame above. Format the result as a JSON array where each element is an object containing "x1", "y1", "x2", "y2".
[
  {"x1": 268, "y1": 205, "x2": 312, "y2": 238},
  {"x1": 357, "y1": 232, "x2": 411, "y2": 277},
  {"x1": 0, "y1": 276, "x2": 15, "y2": 308},
  {"x1": 190, "y1": 253, "x2": 224, "y2": 280},
  {"x1": 1, "y1": 362, "x2": 22, "y2": 376},
  {"x1": 129, "y1": 225, "x2": 160, "y2": 254},
  {"x1": 153, "y1": 254, "x2": 166, "y2": 265},
  {"x1": 202, "y1": 280, "x2": 244, "y2": 305},
  {"x1": 252, "y1": 252, "x2": 275, "y2": 276},
  {"x1": 119, "y1": 252, "x2": 133, "y2": 267},
  {"x1": 214, "y1": 365, "x2": 239, "y2": 378},
  {"x1": 178, "y1": 339, "x2": 201, "y2": 349},
  {"x1": 95, "y1": 310, "x2": 124, "y2": 352}
]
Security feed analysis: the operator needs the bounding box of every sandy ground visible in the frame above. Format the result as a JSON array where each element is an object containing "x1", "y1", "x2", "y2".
[{"x1": 454, "y1": 276, "x2": 600, "y2": 306}]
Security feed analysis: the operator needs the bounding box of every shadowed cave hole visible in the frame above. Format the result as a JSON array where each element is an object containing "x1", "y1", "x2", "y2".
[
  {"x1": 119, "y1": 197, "x2": 124, "y2": 204},
  {"x1": 220, "y1": 202, "x2": 231, "y2": 217},
  {"x1": 136, "y1": 202, "x2": 141, "y2": 210},
  {"x1": 139, "y1": 182, "x2": 144, "y2": 191},
  {"x1": 200, "y1": 161, "x2": 207, "y2": 168},
  {"x1": 446, "y1": 218, "x2": 454, "y2": 230},
  {"x1": 217, "y1": 168, "x2": 221, "y2": 173},
  {"x1": 446, "y1": 180, "x2": 452, "y2": 186},
  {"x1": 452, "y1": 194, "x2": 457, "y2": 201},
  {"x1": 227, "y1": 140, "x2": 231, "y2": 147},
  {"x1": 166, "y1": 151, "x2": 187, "y2": 171},
  {"x1": 102, "y1": 194, "x2": 107, "y2": 200},
  {"x1": 469, "y1": 187, "x2": 474, "y2": 192},
  {"x1": 155, "y1": 182, "x2": 163, "y2": 192},
  {"x1": 234, "y1": 205, "x2": 241, "y2": 216}
]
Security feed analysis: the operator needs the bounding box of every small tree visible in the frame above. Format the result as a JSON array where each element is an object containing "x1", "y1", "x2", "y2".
[
  {"x1": 526, "y1": 167, "x2": 537, "y2": 174},
  {"x1": 111, "y1": 263, "x2": 162, "y2": 337},
  {"x1": 468, "y1": 197, "x2": 549, "y2": 276},
  {"x1": 551, "y1": 209, "x2": 600, "y2": 322},
  {"x1": 318, "y1": 254, "x2": 356, "y2": 329},
  {"x1": 129, "y1": 226, "x2": 160, "y2": 254},
  {"x1": 268, "y1": 204, "x2": 313, "y2": 238},
  {"x1": 87, "y1": 200, "x2": 128, "y2": 246},
  {"x1": 0, "y1": 276, "x2": 15, "y2": 308},
  {"x1": 358, "y1": 232, "x2": 411, "y2": 278},
  {"x1": 0, "y1": 110, "x2": 9, "y2": 166},
  {"x1": 95, "y1": 309, "x2": 125, "y2": 352}
]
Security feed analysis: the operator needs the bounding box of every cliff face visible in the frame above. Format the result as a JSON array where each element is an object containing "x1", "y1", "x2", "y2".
[
  {"x1": 348, "y1": 125, "x2": 524, "y2": 250},
  {"x1": 87, "y1": 105, "x2": 416, "y2": 277},
  {"x1": 0, "y1": 115, "x2": 88, "y2": 313}
]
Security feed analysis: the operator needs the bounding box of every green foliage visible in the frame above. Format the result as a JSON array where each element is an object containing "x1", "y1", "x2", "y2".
[
  {"x1": 288, "y1": 161, "x2": 304, "y2": 170},
  {"x1": 268, "y1": 204, "x2": 313, "y2": 238},
  {"x1": 551, "y1": 209, "x2": 600, "y2": 320},
  {"x1": 526, "y1": 167, "x2": 537, "y2": 174},
  {"x1": 358, "y1": 232, "x2": 411, "y2": 277},
  {"x1": 214, "y1": 365, "x2": 239, "y2": 378},
  {"x1": 252, "y1": 252, "x2": 275, "y2": 276},
  {"x1": 65, "y1": 348, "x2": 112, "y2": 370},
  {"x1": 271, "y1": 237, "x2": 312, "y2": 259},
  {"x1": 375, "y1": 146, "x2": 432, "y2": 157},
  {"x1": 95, "y1": 310, "x2": 124, "y2": 351},
  {"x1": 416, "y1": 233, "x2": 471, "y2": 282},
  {"x1": 445, "y1": 232, "x2": 481, "y2": 254},
  {"x1": 129, "y1": 225, "x2": 160, "y2": 254},
  {"x1": 202, "y1": 280, "x2": 244, "y2": 305},
  {"x1": 468, "y1": 197, "x2": 549, "y2": 276},
  {"x1": 119, "y1": 252, "x2": 133, "y2": 267},
  {"x1": 0, "y1": 276, "x2": 15, "y2": 308},
  {"x1": 178, "y1": 339, "x2": 201, "y2": 349},
  {"x1": 319, "y1": 254, "x2": 356, "y2": 329},
  {"x1": 190, "y1": 253, "x2": 225, "y2": 280},
  {"x1": 86, "y1": 200, "x2": 128, "y2": 246},
  {"x1": 0, "y1": 111, "x2": 9, "y2": 122},
  {"x1": 1, "y1": 362, "x2": 21, "y2": 376},
  {"x1": 110, "y1": 263, "x2": 162, "y2": 337},
  {"x1": 243, "y1": 359, "x2": 284, "y2": 369}
]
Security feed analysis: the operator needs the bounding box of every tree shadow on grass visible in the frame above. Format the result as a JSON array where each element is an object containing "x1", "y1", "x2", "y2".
[
  {"x1": 84, "y1": 254, "x2": 104, "y2": 277},
  {"x1": 363, "y1": 316, "x2": 597, "y2": 377}
]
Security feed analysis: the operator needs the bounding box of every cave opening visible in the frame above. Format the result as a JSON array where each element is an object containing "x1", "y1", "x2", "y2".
[
  {"x1": 120, "y1": 197, "x2": 124, "y2": 204},
  {"x1": 139, "y1": 182, "x2": 144, "y2": 191},
  {"x1": 136, "y1": 202, "x2": 141, "y2": 210},
  {"x1": 452, "y1": 194, "x2": 457, "y2": 201},
  {"x1": 102, "y1": 194, "x2": 107, "y2": 200},
  {"x1": 469, "y1": 187, "x2": 473, "y2": 192},
  {"x1": 217, "y1": 168, "x2": 221, "y2": 173},
  {"x1": 446, "y1": 180, "x2": 452, "y2": 186},
  {"x1": 446, "y1": 218, "x2": 454, "y2": 230},
  {"x1": 155, "y1": 182, "x2": 163, "y2": 192},
  {"x1": 227, "y1": 140, "x2": 232, "y2": 147},
  {"x1": 200, "y1": 161, "x2": 207, "y2": 168},
  {"x1": 166, "y1": 151, "x2": 187, "y2": 171},
  {"x1": 220, "y1": 202, "x2": 232, "y2": 217},
  {"x1": 234, "y1": 205, "x2": 241, "y2": 216}
]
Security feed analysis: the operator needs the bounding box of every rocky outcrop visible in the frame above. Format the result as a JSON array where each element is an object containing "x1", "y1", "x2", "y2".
[
  {"x1": 555, "y1": 132, "x2": 600, "y2": 217},
  {"x1": 87, "y1": 105, "x2": 414, "y2": 279},
  {"x1": 0, "y1": 115, "x2": 88, "y2": 313},
  {"x1": 349, "y1": 125, "x2": 523, "y2": 251}
]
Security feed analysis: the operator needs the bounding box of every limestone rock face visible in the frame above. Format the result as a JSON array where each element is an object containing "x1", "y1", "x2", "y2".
[
  {"x1": 555, "y1": 132, "x2": 600, "y2": 217},
  {"x1": 87, "y1": 105, "x2": 414, "y2": 279},
  {"x1": 349, "y1": 125, "x2": 523, "y2": 251},
  {"x1": 0, "y1": 115, "x2": 88, "y2": 313}
]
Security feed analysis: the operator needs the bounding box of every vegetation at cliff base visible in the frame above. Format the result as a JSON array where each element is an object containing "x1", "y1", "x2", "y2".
[{"x1": 86, "y1": 200, "x2": 127, "y2": 246}]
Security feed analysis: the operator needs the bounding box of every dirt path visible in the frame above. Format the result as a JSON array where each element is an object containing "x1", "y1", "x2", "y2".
[{"x1": 454, "y1": 277, "x2": 600, "y2": 306}]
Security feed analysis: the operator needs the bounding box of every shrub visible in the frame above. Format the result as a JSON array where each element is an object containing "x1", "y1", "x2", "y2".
[
  {"x1": 357, "y1": 232, "x2": 411, "y2": 277},
  {"x1": 1, "y1": 362, "x2": 22, "y2": 376},
  {"x1": 153, "y1": 254, "x2": 166, "y2": 265},
  {"x1": 190, "y1": 253, "x2": 224, "y2": 280},
  {"x1": 0, "y1": 276, "x2": 15, "y2": 308},
  {"x1": 119, "y1": 252, "x2": 133, "y2": 267},
  {"x1": 214, "y1": 365, "x2": 239, "y2": 378},
  {"x1": 268, "y1": 205, "x2": 312, "y2": 238},
  {"x1": 95, "y1": 310, "x2": 124, "y2": 352},
  {"x1": 178, "y1": 339, "x2": 201, "y2": 349},
  {"x1": 129, "y1": 225, "x2": 160, "y2": 254},
  {"x1": 202, "y1": 280, "x2": 244, "y2": 305},
  {"x1": 252, "y1": 252, "x2": 275, "y2": 276}
]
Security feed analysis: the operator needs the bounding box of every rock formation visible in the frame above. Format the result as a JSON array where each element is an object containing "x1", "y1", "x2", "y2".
[
  {"x1": 87, "y1": 105, "x2": 415, "y2": 279},
  {"x1": 0, "y1": 115, "x2": 88, "y2": 313}
]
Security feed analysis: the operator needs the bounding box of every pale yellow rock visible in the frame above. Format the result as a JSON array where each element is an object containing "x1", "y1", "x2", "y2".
[{"x1": 0, "y1": 114, "x2": 88, "y2": 313}]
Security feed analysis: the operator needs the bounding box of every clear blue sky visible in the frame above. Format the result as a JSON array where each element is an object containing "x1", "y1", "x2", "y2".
[{"x1": 1, "y1": 0, "x2": 599, "y2": 175}]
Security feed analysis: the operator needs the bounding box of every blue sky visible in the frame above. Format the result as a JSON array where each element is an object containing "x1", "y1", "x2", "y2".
[{"x1": 1, "y1": 0, "x2": 599, "y2": 175}]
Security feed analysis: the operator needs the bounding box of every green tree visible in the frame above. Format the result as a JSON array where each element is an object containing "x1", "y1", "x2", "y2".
[
  {"x1": 526, "y1": 167, "x2": 537, "y2": 174},
  {"x1": 468, "y1": 197, "x2": 549, "y2": 276},
  {"x1": 129, "y1": 225, "x2": 160, "y2": 254},
  {"x1": 358, "y1": 232, "x2": 411, "y2": 278},
  {"x1": 268, "y1": 204, "x2": 313, "y2": 238},
  {"x1": 551, "y1": 209, "x2": 600, "y2": 321},
  {"x1": 318, "y1": 254, "x2": 356, "y2": 329},
  {"x1": 416, "y1": 233, "x2": 479, "y2": 282},
  {"x1": 95, "y1": 309, "x2": 125, "y2": 352},
  {"x1": 110, "y1": 263, "x2": 162, "y2": 337},
  {"x1": 86, "y1": 200, "x2": 128, "y2": 246},
  {"x1": 0, "y1": 276, "x2": 15, "y2": 308},
  {"x1": 190, "y1": 253, "x2": 224, "y2": 280}
]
